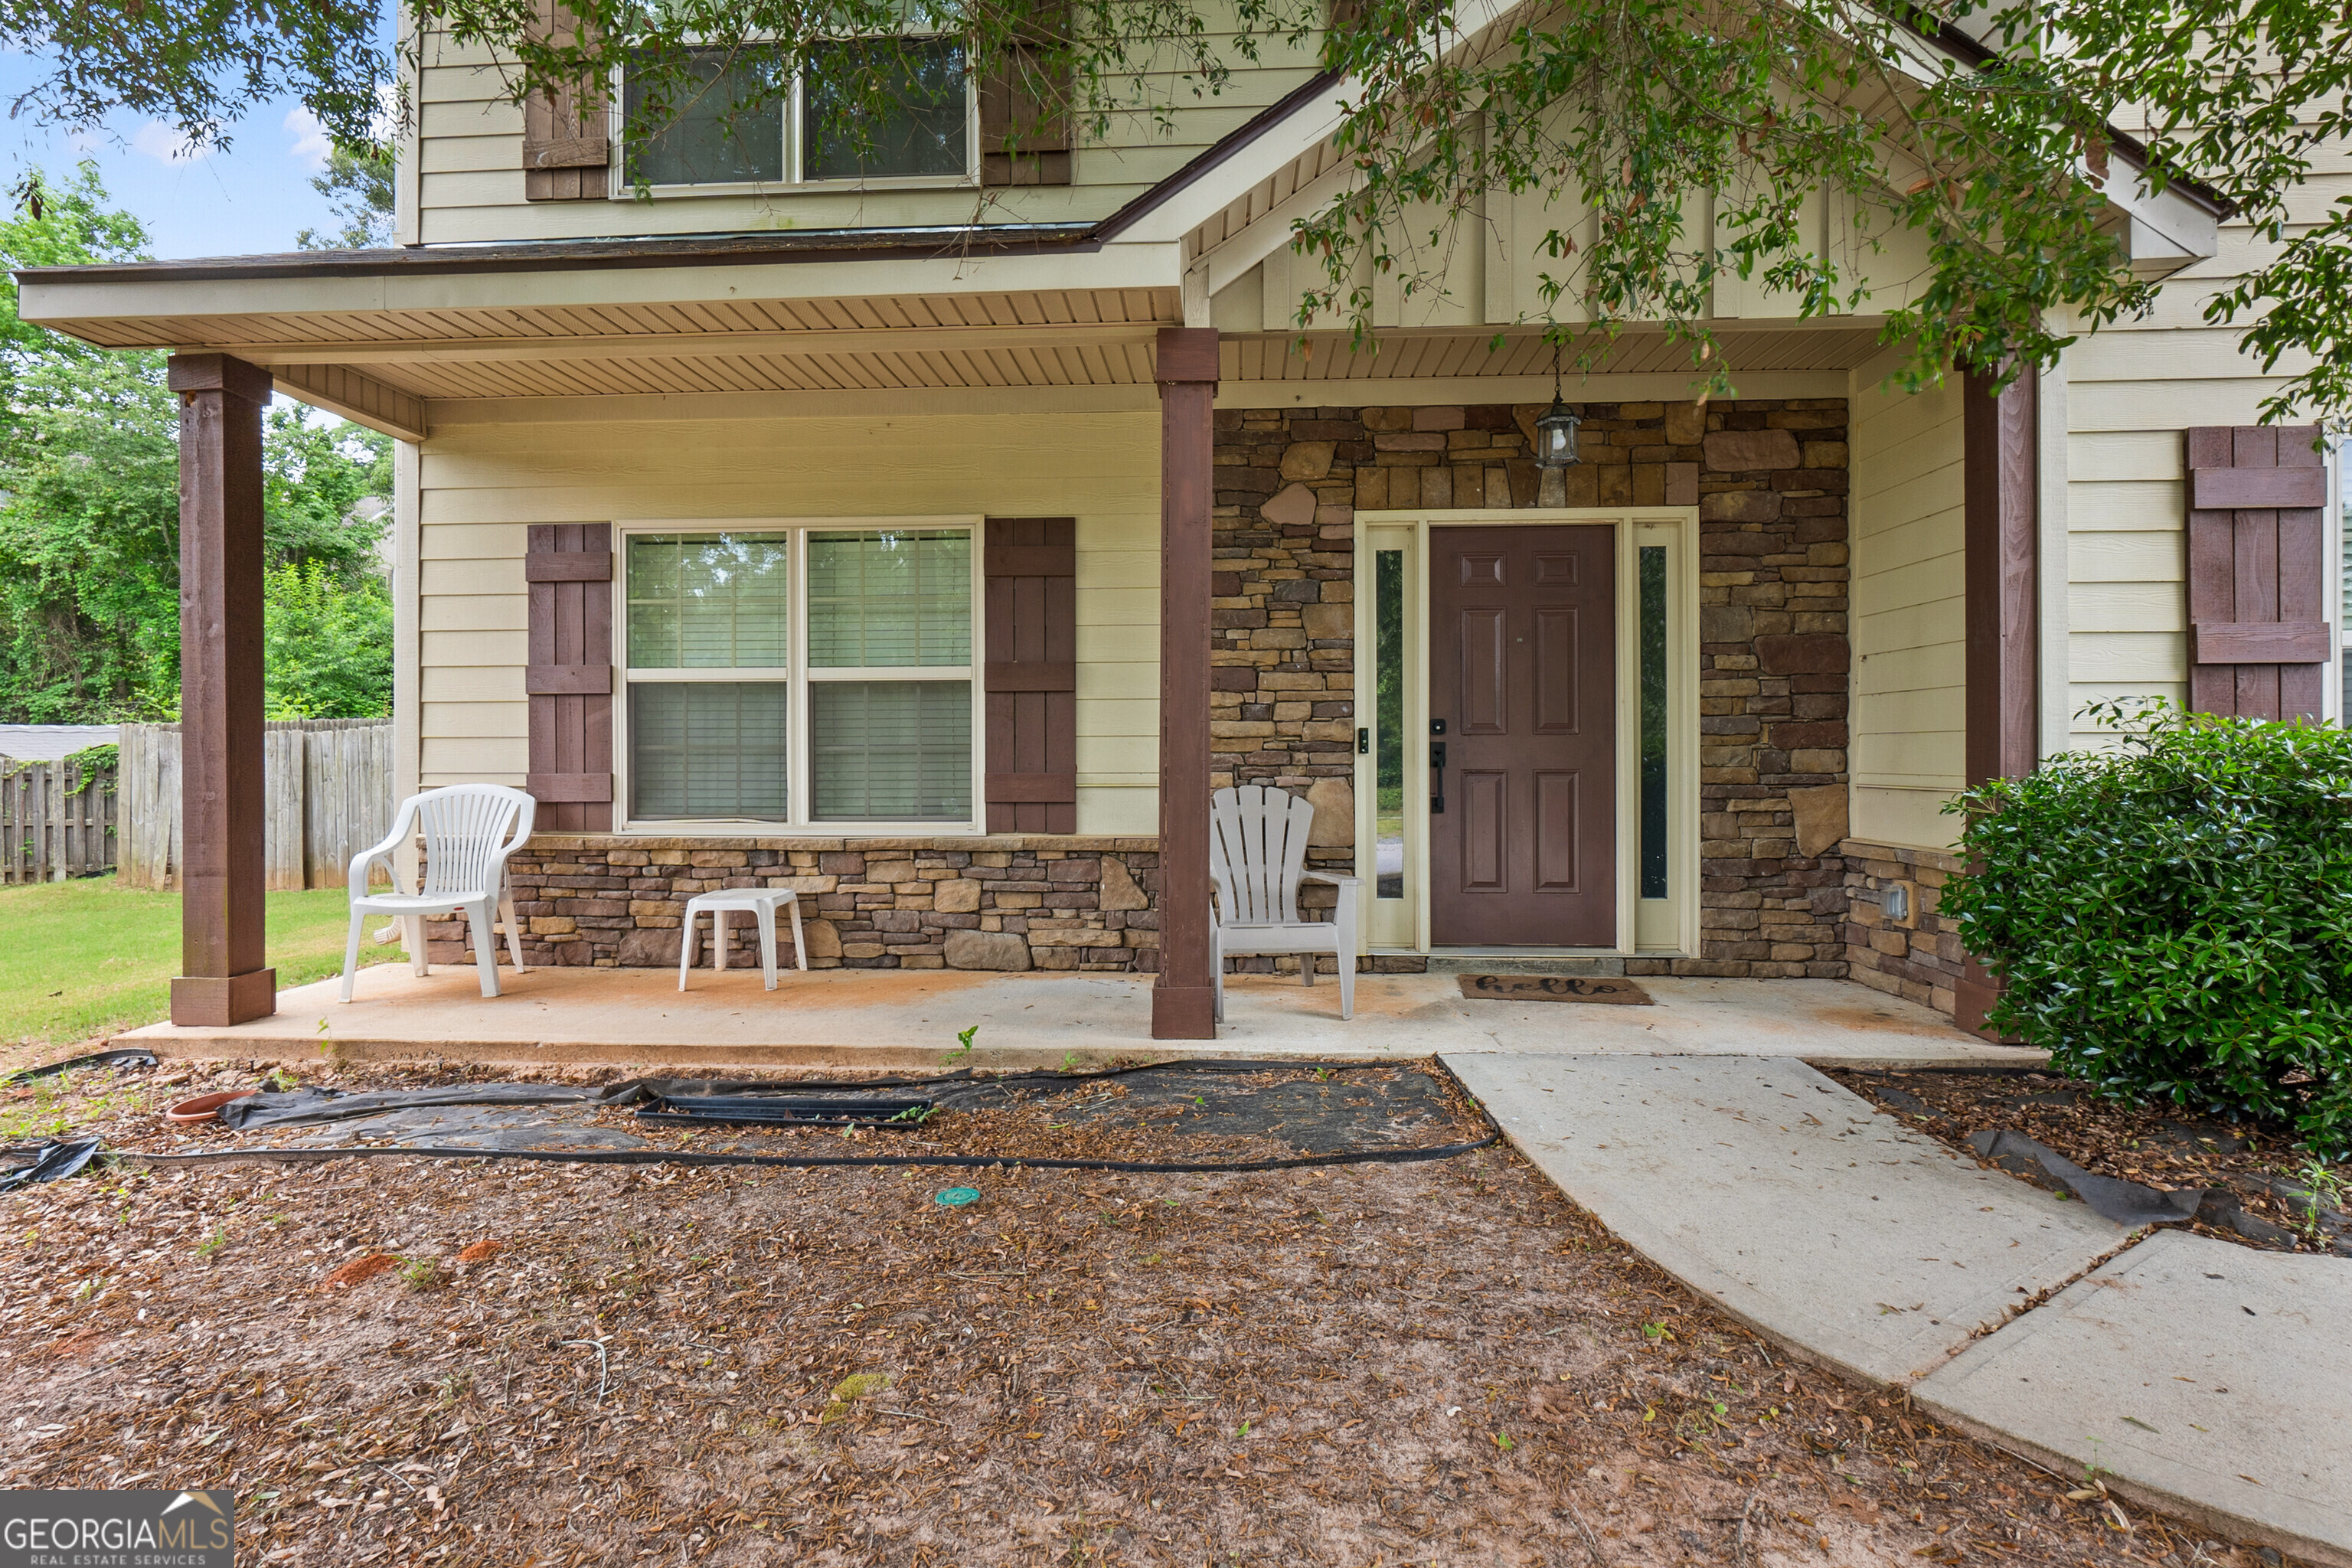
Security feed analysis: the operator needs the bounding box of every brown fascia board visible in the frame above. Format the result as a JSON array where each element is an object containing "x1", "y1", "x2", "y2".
[
  {"x1": 9, "y1": 69, "x2": 1347, "y2": 291},
  {"x1": 1091, "y1": 68, "x2": 1345, "y2": 240},
  {"x1": 1899, "y1": 12, "x2": 2237, "y2": 219},
  {"x1": 9, "y1": 222, "x2": 1103, "y2": 286}
]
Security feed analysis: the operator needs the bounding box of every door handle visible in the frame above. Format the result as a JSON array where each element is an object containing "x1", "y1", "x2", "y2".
[{"x1": 1430, "y1": 741, "x2": 1447, "y2": 815}]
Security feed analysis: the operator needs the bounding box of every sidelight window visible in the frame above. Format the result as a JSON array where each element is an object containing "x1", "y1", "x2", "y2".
[
  {"x1": 622, "y1": 524, "x2": 976, "y2": 827},
  {"x1": 1374, "y1": 549, "x2": 1407, "y2": 900},
  {"x1": 1638, "y1": 544, "x2": 1668, "y2": 899}
]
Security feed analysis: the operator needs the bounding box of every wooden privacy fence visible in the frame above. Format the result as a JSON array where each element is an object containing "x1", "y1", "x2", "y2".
[
  {"x1": 118, "y1": 719, "x2": 394, "y2": 891},
  {"x1": 1, "y1": 760, "x2": 116, "y2": 884}
]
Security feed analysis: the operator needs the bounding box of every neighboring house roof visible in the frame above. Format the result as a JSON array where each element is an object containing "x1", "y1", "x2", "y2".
[{"x1": 0, "y1": 724, "x2": 119, "y2": 763}]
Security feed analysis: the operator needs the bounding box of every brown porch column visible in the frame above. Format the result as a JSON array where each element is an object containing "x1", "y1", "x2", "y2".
[
  {"x1": 168, "y1": 353, "x2": 276, "y2": 1027},
  {"x1": 1152, "y1": 326, "x2": 1220, "y2": 1040},
  {"x1": 1955, "y1": 362, "x2": 2038, "y2": 1037}
]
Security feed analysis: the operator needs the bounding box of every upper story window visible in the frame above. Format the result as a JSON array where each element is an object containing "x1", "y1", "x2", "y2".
[{"x1": 622, "y1": 39, "x2": 972, "y2": 189}]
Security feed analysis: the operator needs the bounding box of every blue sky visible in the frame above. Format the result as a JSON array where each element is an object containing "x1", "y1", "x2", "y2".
[{"x1": 0, "y1": 64, "x2": 354, "y2": 260}]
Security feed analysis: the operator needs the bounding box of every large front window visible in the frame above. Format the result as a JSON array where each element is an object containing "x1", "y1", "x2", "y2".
[
  {"x1": 622, "y1": 40, "x2": 972, "y2": 188},
  {"x1": 622, "y1": 524, "x2": 976, "y2": 826}
]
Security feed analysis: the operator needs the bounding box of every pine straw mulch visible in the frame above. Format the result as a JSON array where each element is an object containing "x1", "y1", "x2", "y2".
[
  {"x1": 1821, "y1": 1065, "x2": 2349, "y2": 1256},
  {"x1": 0, "y1": 1054, "x2": 2306, "y2": 1568}
]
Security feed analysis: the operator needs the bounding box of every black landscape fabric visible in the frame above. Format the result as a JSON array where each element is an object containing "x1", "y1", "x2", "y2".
[{"x1": 1967, "y1": 1128, "x2": 2204, "y2": 1227}]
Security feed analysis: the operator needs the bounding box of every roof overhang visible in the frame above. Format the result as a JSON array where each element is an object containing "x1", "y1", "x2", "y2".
[
  {"x1": 12, "y1": 0, "x2": 2228, "y2": 439},
  {"x1": 1901, "y1": 14, "x2": 2229, "y2": 276}
]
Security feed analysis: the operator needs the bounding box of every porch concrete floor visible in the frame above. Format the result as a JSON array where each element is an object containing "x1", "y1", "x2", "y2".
[{"x1": 114, "y1": 962, "x2": 2028, "y2": 1070}]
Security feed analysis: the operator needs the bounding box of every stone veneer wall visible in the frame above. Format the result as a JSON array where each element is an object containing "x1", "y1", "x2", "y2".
[
  {"x1": 1212, "y1": 398, "x2": 1854, "y2": 978},
  {"x1": 1840, "y1": 839, "x2": 1967, "y2": 1016},
  {"x1": 431, "y1": 397, "x2": 1854, "y2": 978},
  {"x1": 426, "y1": 838, "x2": 1161, "y2": 972}
]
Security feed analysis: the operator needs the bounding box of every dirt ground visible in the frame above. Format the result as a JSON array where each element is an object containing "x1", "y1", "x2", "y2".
[
  {"x1": 1825, "y1": 1065, "x2": 2349, "y2": 1256},
  {"x1": 0, "y1": 1054, "x2": 2306, "y2": 1567}
]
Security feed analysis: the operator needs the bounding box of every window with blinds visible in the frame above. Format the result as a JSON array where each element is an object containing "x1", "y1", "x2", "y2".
[{"x1": 621, "y1": 524, "x2": 977, "y2": 826}]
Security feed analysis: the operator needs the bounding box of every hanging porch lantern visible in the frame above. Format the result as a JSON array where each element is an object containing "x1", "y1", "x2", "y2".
[
  {"x1": 1533, "y1": 394, "x2": 1582, "y2": 468},
  {"x1": 1534, "y1": 337, "x2": 1581, "y2": 468}
]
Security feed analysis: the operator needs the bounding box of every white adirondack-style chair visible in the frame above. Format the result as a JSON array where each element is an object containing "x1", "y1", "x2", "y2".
[
  {"x1": 1208, "y1": 784, "x2": 1362, "y2": 1020},
  {"x1": 341, "y1": 784, "x2": 536, "y2": 1001}
]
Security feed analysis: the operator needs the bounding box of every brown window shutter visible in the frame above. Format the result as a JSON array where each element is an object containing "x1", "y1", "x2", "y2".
[
  {"x1": 978, "y1": 18, "x2": 1072, "y2": 188},
  {"x1": 2184, "y1": 426, "x2": 2329, "y2": 720},
  {"x1": 527, "y1": 524, "x2": 615, "y2": 828},
  {"x1": 522, "y1": 0, "x2": 610, "y2": 201},
  {"x1": 984, "y1": 518, "x2": 1077, "y2": 832}
]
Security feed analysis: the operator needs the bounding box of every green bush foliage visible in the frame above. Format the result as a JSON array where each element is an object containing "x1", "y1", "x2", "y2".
[{"x1": 1939, "y1": 701, "x2": 2352, "y2": 1155}]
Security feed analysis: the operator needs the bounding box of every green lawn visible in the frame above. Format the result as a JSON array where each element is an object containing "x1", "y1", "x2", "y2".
[{"x1": 0, "y1": 876, "x2": 398, "y2": 1049}]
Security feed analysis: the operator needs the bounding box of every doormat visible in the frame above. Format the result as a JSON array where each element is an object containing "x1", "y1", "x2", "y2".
[{"x1": 1457, "y1": 974, "x2": 1653, "y2": 1005}]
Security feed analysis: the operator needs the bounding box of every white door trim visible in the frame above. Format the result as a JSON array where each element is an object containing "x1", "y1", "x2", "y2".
[{"x1": 1352, "y1": 506, "x2": 1700, "y2": 957}]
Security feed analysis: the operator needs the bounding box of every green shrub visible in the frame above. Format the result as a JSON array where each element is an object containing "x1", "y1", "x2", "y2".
[{"x1": 1939, "y1": 700, "x2": 2352, "y2": 1155}]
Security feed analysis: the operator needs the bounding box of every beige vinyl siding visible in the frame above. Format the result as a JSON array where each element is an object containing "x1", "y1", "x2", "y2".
[
  {"x1": 410, "y1": 24, "x2": 1322, "y2": 246},
  {"x1": 2060, "y1": 306, "x2": 2321, "y2": 740},
  {"x1": 413, "y1": 411, "x2": 1161, "y2": 833},
  {"x1": 1847, "y1": 341, "x2": 1966, "y2": 850},
  {"x1": 2057, "y1": 140, "x2": 2350, "y2": 742}
]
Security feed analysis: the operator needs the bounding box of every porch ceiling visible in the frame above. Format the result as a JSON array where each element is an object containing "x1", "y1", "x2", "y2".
[
  {"x1": 278, "y1": 318, "x2": 1883, "y2": 402},
  {"x1": 270, "y1": 320, "x2": 1883, "y2": 435},
  {"x1": 36, "y1": 271, "x2": 1886, "y2": 435}
]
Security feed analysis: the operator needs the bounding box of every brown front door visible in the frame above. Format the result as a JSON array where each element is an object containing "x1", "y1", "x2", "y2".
[{"x1": 1429, "y1": 525, "x2": 1616, "y2": 947}]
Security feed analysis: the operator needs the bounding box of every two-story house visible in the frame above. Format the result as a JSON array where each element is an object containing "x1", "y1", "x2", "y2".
[{"x1": 15, "y1": 2, "x2": 2343, "y2": 1040}]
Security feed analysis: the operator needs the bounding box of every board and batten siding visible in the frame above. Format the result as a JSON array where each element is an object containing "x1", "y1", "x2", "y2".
[
  {"x1": 413, "y1": 412, "x2": 1162, "y2": 833},
  {"x1": 409, "y1": 24, "x2": 1322, "y2": 246},
  {"x1": 1847, "y1": 340, "x2": 1968, "y2": 851}
]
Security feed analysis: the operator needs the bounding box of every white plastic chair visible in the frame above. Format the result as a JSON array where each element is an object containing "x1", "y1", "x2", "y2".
[
  {"x1": 1209, "y1": 784, "x2": 1362, "y2": 1021},
  {"x1": 341, "y1": 784, "x2": 536, "y2": 1002}
]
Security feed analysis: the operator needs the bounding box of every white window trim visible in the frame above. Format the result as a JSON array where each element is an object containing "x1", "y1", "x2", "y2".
[
  {"x1": 612, "y1": 515, "x2": 987, "y2": 836},
  {"x1": 605, "y1": 38, "x2": 982, "y2": 197},
  {"x1": 2331, "y1": 433, "x2": 2347, "y2": 723}
]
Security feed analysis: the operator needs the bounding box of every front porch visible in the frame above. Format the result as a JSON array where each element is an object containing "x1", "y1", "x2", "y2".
[
  {"x1": 114, "y1": 962, "x2": 2018, "y2": 1070},
  {"x1": 21, "y1": 191, "x2": 2051, "y2": 1048}
]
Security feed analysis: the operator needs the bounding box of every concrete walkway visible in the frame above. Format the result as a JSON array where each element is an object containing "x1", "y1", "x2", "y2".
[
  {"x1": 1450, "y1": 1053, "x2": 2352, "y2": 1567},
  {"x1": 119, "y1": 963, "x2": 2019, "y2": 1069},
  {"x1": 1918, "y1": 1231, "x2": 2350, "y2": 1559}
]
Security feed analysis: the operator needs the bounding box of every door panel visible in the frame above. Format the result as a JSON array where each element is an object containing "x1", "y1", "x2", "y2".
[
  {"x1": 1459, "y1": 770, "x2": 1509, "y2": 892},
  {"x1": 1459, "y1": 609, "x2": 1508, "y2": 733},
  {"x1": 1429, "y1": 524, "x2": 1615, "y2": 946},
  {"x1": 1532, "y1": 770, "x2": 1583, "y2": 892},
  {"x1": 1532, "y1": 608, "x2": 1581, "y2": 733}
]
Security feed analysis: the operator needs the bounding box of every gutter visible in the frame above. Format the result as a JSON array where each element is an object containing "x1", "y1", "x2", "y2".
[{"x1": 9, "y1": 222, "x2": 1106, "y2": 287}]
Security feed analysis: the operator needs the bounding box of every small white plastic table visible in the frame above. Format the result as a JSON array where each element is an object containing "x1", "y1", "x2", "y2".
[{"x1": 678, "y1": 888, "x2": 807, "y2": 991}]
